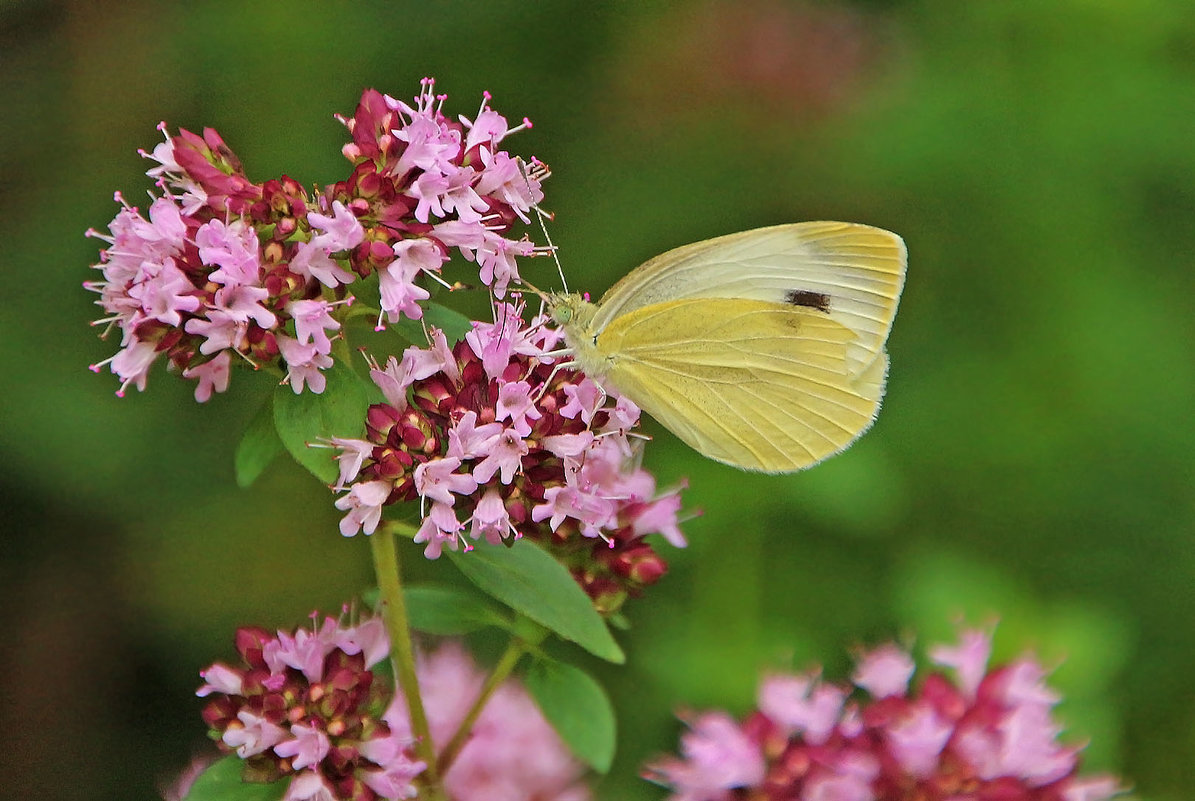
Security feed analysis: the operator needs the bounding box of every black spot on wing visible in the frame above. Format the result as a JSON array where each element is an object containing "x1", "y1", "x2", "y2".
[{"x1": 784, "y1": 289, "x2": 832, "y2": 313}]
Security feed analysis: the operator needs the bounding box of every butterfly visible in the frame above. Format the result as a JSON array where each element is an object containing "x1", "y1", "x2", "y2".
[{"x1": 541, "y1": 221, "x2": 906, "y2": 472}]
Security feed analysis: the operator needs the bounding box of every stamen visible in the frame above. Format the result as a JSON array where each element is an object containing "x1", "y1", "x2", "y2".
[
  {"x1": 475, "y1": 90, "x2": 492, "y2": 121},
  {"x1": 506, "y1": 116, "x2": 533, "y2": 136},
  {"x1": 424, "y1": 270, "x2": 456, "y2": 291},
  {"x1": 231, "y1": 348, "x2": 260, "y2": 369}
]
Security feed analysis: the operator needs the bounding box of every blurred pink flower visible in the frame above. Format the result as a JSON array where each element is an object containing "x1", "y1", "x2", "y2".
[
  {"x1": 647, "y1": 626, "x2": 1128, "y2": 801},
  {"x1": 388, "y1": 641, "x2": 591, "y2": 801}
]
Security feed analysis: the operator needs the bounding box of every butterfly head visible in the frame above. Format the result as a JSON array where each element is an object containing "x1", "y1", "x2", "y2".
[{"x1": 544, "y1": 292, "x2": 598, "y2": 333}]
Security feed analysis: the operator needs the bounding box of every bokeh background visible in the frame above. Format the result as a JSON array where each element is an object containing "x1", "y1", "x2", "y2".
[{"x1": 3, "y1": 1, "x2": 1193, "y2": 798}]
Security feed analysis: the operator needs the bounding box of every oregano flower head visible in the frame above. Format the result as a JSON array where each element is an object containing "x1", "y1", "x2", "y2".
[
  {"x1": 198, "y1": 617, "x2": 589, "y2": 801},
  {"x1": 86, "y1": 81, "x2": 546, "y2": 401},
  {"x1": 332, "y1": 300, "x2": 686, "y2": 613},
  {"x1": 646, "y1": 626, "x2": 1127, "y2": 801},
  {"x1": 198, "y1": 613, "x2": 425, "y2": 800}
]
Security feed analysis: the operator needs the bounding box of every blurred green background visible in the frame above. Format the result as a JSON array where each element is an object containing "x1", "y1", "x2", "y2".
[{"x1": 3, "y1": 0, "x2": 1193, "y2": 798}]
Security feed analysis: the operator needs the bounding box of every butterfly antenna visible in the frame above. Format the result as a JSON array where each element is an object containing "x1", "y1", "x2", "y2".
[
  {"x1": 516, "y1": 274, "x2": 550, "y2": 304},
  {"x1": 518, "y1": 157, "x2": 568, "y2": 293}
]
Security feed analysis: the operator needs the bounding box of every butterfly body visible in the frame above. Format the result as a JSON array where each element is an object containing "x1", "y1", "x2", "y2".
[{"x1": 545, "y1": 222, "x2": 906, "y2": 473}]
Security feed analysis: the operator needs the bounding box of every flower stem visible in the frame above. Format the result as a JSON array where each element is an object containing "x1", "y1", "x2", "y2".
[
  {"x1": 370, "y1": 523, "x2": 445, "y2": 800},
  {"x1": 437, "y1": 636, "x2": 528, "y2": 776}
]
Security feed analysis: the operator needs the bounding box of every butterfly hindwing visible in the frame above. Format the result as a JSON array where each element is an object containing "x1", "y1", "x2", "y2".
[{"x1": 596, "y1": 297, "x2": 886, "y2": 472}]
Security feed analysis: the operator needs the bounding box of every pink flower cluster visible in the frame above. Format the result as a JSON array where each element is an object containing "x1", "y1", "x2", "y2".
[
  {"x1": 197, "y1": 619, "x2": 589, "y2": 801},
  {"x1": 198, "y1": 614, "x2": 425, "y2": 801},
  {"x1": 329, "y1": 78, "x2": 549, "y2": 324},
  {"x1": 86, "y1": 80, "x2": 546, "y2": 400},
  {"x1": 392, "y1": 641, "x2": 591, "y2": 801},
  {"x1": 647, "y1": 627, "x2": 1127, "y2": 801},
  {"x1": 332, "y1": 301, "x2": 685, "y2": 613},
  {"x1": 86, "y1": 133, "x2": 357, "y2": 400}
]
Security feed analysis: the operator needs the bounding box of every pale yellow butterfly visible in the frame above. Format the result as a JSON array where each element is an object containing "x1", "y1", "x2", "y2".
[{"x1": 539, "y1": 221, "x2": 906, "y2": 473}]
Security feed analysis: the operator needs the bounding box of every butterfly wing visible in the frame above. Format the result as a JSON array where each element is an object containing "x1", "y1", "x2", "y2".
[
  {"x1": 593, "y1": 222, "x2": 905, "y2": 375},
  {"x1": 597, "y1": 297, "x2": 887, "y2": 473}
]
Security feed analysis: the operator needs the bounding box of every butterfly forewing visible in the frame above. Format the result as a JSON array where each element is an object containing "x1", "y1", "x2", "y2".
[
  {"x1": 593, "y1": 222, "x2": 905, "y2": 375},
  {"x1": 595, "y1": 297, "x2": 886, "y2": 472}
]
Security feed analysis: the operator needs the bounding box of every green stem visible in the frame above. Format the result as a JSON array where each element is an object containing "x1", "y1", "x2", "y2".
[
  {"x1": 370, "y1": 524, "x2": 446, "y2": 801},
  {"x1": 437, "y1": 637, "x2": 528, "y2": 776}
]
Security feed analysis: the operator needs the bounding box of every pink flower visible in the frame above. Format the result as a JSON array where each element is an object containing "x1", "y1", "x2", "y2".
[
  {"x1": 107, "y1": 339, "x2": 158, "y2": 396},
  {"x1": 381, "y1": 239, "x2": 445, "y2": 323},
  {"x1": 388, "y1": 641, "x2": 591, "y2": 801},
  {"x1": 413, "y1": 501, "x2": 466, "y2": 559},
  {"x1": 852, "y1": 642, "x2": 915, "y2": 698},
  {"x1": 199, "y1": 614, "x2": 426, "y2": 801},
  {"x1": 196, "y1": 663, "x2": 243, "y2": 697},
  {"x1": 90, "y1": 81, "x2": 545, "y2": 398},
  {"x1": 334, "y1": 615, "x2": 389, "y2": 668},
  {"x1": 414, "y1": 456, "x2": 478, "y2": 506},
  {"x1": 378, "y1": 257, "x2": 432, "y2": 323},
  {"x1": 758, "y1": 673, "x2": 846, "y2": 745},
  {"x1": 289, "y1": 238, "x2": 355, "y2": 288},
  {"x1": 223, "y1": 710, "x2": 287, "y2": 758},
  {"x1": 287, "y1": 298, "x2": 340, "y2": 354},
  {"x1": 196, "y1": 218, "x2": 261, "y2": 288},
  {"x1": 495, "y1": 380, "x2": 542, "y2": 436},
  {"x1": 478, "y1": 231, "x2": 535, "y2": 297},
  {"x1": 884, "y1": 702, "x2": 953, "y2": 778},
  {"x1": 648, "y1": 625, "x2": 1129, "y2": 801},
  {"x1": 283, "y1": 771, "x2": 337, "y2": 801},
  {"x1": 199, "y1": 621, "x2": 587, "y2": 801},
  {"x1": 401, "y1": 327, "x2": 460, "y2": 383},
  {"x1": 274, "y1": 723, "x2": 331, "y2": 770},
  {"x1": 366, "y1": 354, "x2": 411, "y2": 409},
  {"x1": 929, "y1": 625, "x2": 992, "y2": 698},
  {"x1": 331, "y1": 301, "x2": 687, "y2": 611},
  {"x1": 470, "y1": 489, "x2": 515, "y2": 544},
  {"x1": 560, "y1": 380, "x2": 604, "y2": 424},
  {"x1": 447, "y1": 411, "x2": 503, "y2": 461},
  {"x1": 278, "y1": 336, "x2": 334, "y2": 394},
  {"x1": 472, "y1": 426, "x2": 528, "y2": 484},
  {"x1": 182, "y1": 352, "x2": 232, "y2": 402},
  {"x1": 333, "y1": 480, "x2": 392, "y2": 536},
  {"x1": 330, "y1": 81, "x2": 547, "y2": 319},
  {"x1": 644, "y1": 712, "x2": 765, "y2": 800},
  {"x1": 126, "y1": 257, "x2": 200, "y2": 325},
  {"x1": 307, "y1": 200, "x2": 364, "y2": 251},
  {"x1": 329, "y1": 437, "x2": 373, "y2": 490},
  {"x1": 87, "y1": 157, "x2": 329, "y2": 400}
]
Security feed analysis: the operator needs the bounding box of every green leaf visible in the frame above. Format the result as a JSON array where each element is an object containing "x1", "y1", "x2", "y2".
[
  {"x1": 404, "y1": 584, "x2": 511, "y2": 635},
  {"x1": 448, "y1": 542, "x2": 625, "y2": 663},
  {"x1": 272, "y1": 360, "x2": 372, "y2": 484},
  {"x1": 183, "y1": 757, "x2": 286, "y2": 801},
  {"x1": 234, "y1": 396, "x2": 284, "y2": 488},
  {"x1": 524, "y1": 658, "x2": 617, "y2": 773},
  {"x1": 392, "y1": 301, "x2": 472, "y2": 344}
]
